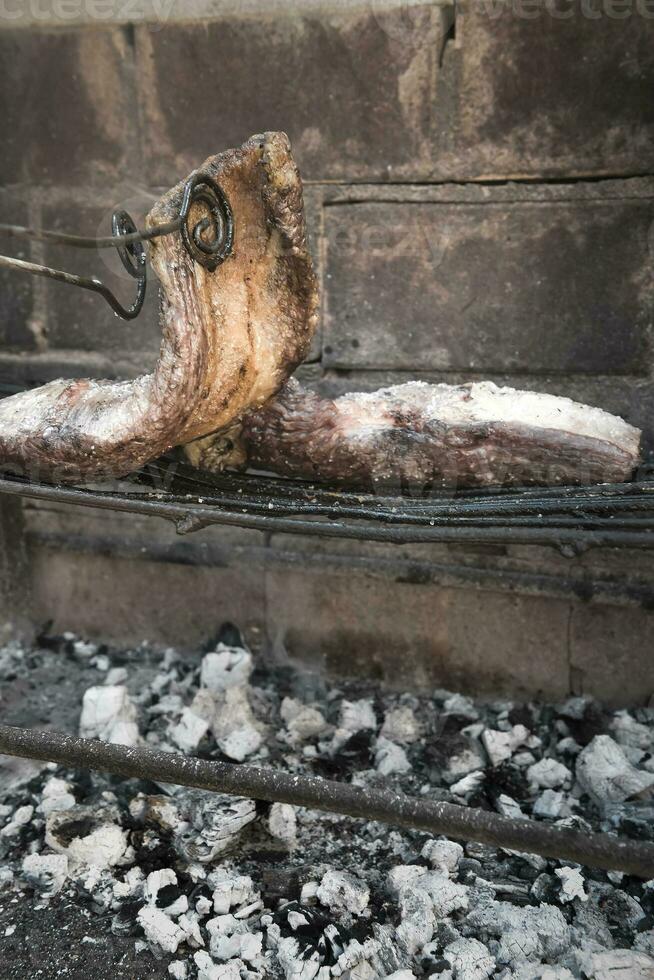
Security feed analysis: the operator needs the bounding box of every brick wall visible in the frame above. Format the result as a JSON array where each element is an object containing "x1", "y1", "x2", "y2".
[{"x1": 1, "y1": 0, "x2": 654, "y2": 702}]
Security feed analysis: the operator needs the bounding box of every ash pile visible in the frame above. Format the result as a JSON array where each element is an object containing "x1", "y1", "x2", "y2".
[{"x1": 1, "y1": 631, "x2": 654, "y2": 979}]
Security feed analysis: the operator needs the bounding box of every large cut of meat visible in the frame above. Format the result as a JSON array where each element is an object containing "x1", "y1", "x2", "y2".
[
  {"x1": 184, "y1": 378, "x2": 642, "y2": 489},
  {"x1": 0, "y1": 133, "x2": 318, "y2": 484},
  {"x1": 0, "y1": 131, "x2": 641, "y2": 490}
]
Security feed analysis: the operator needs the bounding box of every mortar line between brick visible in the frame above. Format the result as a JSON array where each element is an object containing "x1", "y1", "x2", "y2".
[
  {"x1": 321, "y1": 193, "x2": 654, "y2": 208},
  {"x1": 306, "y1": 173, "x2": 654, "y2": 189}
]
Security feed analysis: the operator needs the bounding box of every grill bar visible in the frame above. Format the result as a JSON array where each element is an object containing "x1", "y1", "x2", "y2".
[
  {"x1": 1, "y1": 469, "x2": 654, "y2": 550},
  {"x1": 1, "y1": 723, "x2": 653, "y2": 878}
]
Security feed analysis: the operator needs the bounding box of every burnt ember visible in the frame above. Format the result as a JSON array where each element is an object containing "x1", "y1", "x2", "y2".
[{"x1": 1, "y1": 635, "x2": 654, "y2": 978}]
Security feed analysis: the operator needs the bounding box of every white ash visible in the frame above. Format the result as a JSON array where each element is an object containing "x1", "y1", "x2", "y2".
[
  {"x1": 339, "y1": 699, "x2": 377, "y2": 734},
  {"x1": 216, "y1": 725, "x2": 262, "y2": 763},
  {"x1": 195, "y1": 950, "x2": 245, "y2": 979},
  {"x1": 208, "y1": 868, "x2": 258, "y2": 915},
  {"x1": 200, "y1": 645, "x2": 254, "y2": 693},
  {"x1": 113, "y1": 865, "x2": 145, "y2": 901},
  {"x1": 45, "y1": 804, "x2": 131, "y2": 872},
  {"x1": 381, "y1": 706, "x2": 421, "y2": 744},
  {"x1": 0, "y1": 866, "x2": 14, "y2": 891},
  {"x1": 331, "y1": 928, "x2": 404, "y2": 977},
  {"x1": 105, "y1": 666, "x2": 128, "y2": 686},
  {"x1": 316, "y1": 869, "x2": 370, "y2": 916},
  {"x1": 268, "y1": 803, "x2": 297, "y2": 843},
  {"x1": 170, "y1": 708, "x2": 211, "y2": 753},
  {"x1": 612, "y1": 710, "x2": 653, "y2": 753},
  {"x1": 421, "y1": 838, "x2": 464, "y2": 875},
  {"x1": 481, "y1": 725, "x2": 530, "y2": 767},
  {"x1": 387, "y1": 865, "x2": 429, "y2": 899},
  {"x1": 300, "y1": 880, "x2": 320, "y2": 903},
  {"x1": 79, "y1": 684, "x2": 140, "y2": 747},
  {"x1": 495, "y1": 794, "x2": 524, "y2": 819},
  {"x1": 555, "y1": 866, "x2": 587, "y2": 903},
  {"x1": 274, "y1": 935, "x2": 324, "y2": 979},
  {"x1": 281, "y1": 698, "x2": 329, "y2": 742},
  {"x1": 189, "y1": 668, "x2": 264, "y2": 763},
  {"x1": 169, "y1": 962, "x2": 189, "y2": 979},
  {"x1": 422, "y1": 871, "x2": 469, "y2": 917},
  {"x1": 467, "y1": 899, "x2": 571, "y2": 962},
  {"x1": 2, "y1": 633, "x2": 654, "y2": 979},
  {"x1": 576, "y1": 734, "x2": 654, "y2": 803},
  {"x1": 443, "y1": 694, "x2": 480, "y2": 723},
  {"x1": 145, "y1": 867, "x2": 179, "y2": 904},
  {"x1": 72, "y1": 638, "x2": 98, "y2": 659},
  {"x1": 375, "y1": 737, "x2": 411, "y2": 776},
  {"x1": 494, "y1": 927, "x2": 542, "y2": 970},
  {"x1": 21, "y1": 852, "x2": 68, "y2": 897},
  {"x1": 0, "y1": 803, "x2": 34, "y2": 838},
  {"x1": 138, "y1": 905, "x2": 186, "y2": 954},
  {"x1": 556, "y1": 737, "x2": 582, "y2": 757},
  {"x1": 533, "y1": 789, "x2": 572, "y2": 820},
  {"x1": 444, "y1": 734, "x2": 487, "y2": 785},
  {"x1": 205, "y1": 914, "x2": 264, "y2": 965},
  {"x1": 450, "y1": 771, "x2": 485, "y2": 798},
  {"x1": 444, "y1": 937, "x2": 495, "y2": 979},
  {"x1": 527, "y1": 758, "x2": 572, "y2": 790},
  {"x1": 574, "y1": 948, "x2": 654, "y2": 979},
  {"x1": 174, "y1": 793, "x2": 258, "y2": 864},
  {"x1": 179, "y1": 912, "x2": 205, "y2": 949},
  {"x1": 211, "y1": 687, "x2": 263, "y2": 762},
  {"x1": 37, "y1": 775, "x2": 77, "y2": 816},
  {"x1": 396, "y1": 884, "x2": 435, "y2": 955},
  {"x1": 558, "y1": 696, "x2": 593, "y2": 719}
]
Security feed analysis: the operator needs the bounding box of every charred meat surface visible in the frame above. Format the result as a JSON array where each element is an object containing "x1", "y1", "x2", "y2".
[
  {"x1": 0, "y1": 133, "x2": 318, "y2": 484},
  {"x1": 0, "y1": 131, "x2": 640, "y2": 490},
  {"x1": 186, "y1": 379, "x2": 642, "y2": 489}
]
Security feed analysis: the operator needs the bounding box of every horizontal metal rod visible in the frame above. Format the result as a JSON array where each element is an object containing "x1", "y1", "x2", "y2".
[
  {"x1": 134, "y1": 482, "x2": 654, "y2": 524},
  {"x1": 138, "y1": 462, "x2": 654, "y2": 521},
  {"x1": 2, "y1": 475, "x2": 654, "y2": 549},
  {"x1": 134, "y1": 489, "x2": 654, "y2": 529},
  {"x1": 0, "y1": 723, "x2": 652, "y2": 878},
  {"x1": 0, "y1": 218, "x2": 182, "y2": 249}
]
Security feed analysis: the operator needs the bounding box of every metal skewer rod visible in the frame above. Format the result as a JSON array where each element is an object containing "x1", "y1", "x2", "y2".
[
  {"x1": 0, "y1": 170, "x2": 233, "y2": 319},
  {"x1": 0, "y1": 254, "x2": 145, "y2": 321},
  {"x1": 0, "y1": 218, "x2": 183, "y2": 249},
  {"x1": 1, "y1": 723, "x2": 653, "y2": 878}
]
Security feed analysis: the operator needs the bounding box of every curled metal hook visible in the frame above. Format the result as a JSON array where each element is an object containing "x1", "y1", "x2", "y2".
[
  {"x1": 110, "y1": 210, "x2": 147, "y2": 320},
  {"x1": 0, "y1": 203, "x2": 149, "y2": 321},
  {"x1": 0, "y1": 171, "x2": 234, "y2": 320},
  {"x1": 179, "y1": 172, "x2": 234, "y2": 271},
  {"x1": 0, "y1": 250, "x2": 147, "y2": 321}
]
